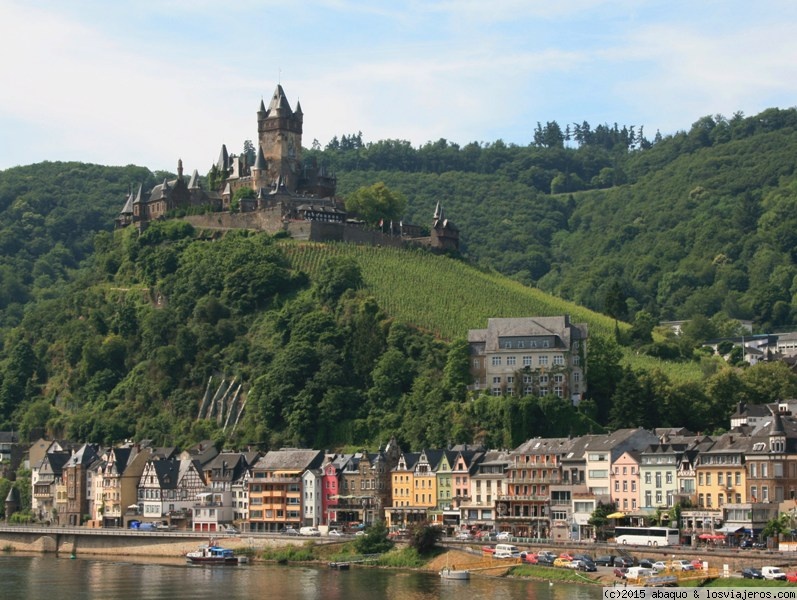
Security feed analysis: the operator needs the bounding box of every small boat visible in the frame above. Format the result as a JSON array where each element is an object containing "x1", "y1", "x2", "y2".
[
  {"x1": 328, "y1": 561, "x2": 351, "y2": 570},
  {"x1": 440, "y1": 566, "x2": 470, "y2": 580},
  {"x1": 185, "y1": 544, "x2": 240, "y2": 565}
]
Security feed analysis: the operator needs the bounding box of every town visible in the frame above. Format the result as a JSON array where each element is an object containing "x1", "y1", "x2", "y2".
[{"x1": 3, "y1": 395, "x2": 795, "y2": 551}]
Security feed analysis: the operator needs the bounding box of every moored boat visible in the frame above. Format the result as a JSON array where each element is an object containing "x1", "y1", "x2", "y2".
[
  {"x1": 328, "y1": 561, "x2": 351, "y2": 570},
  {"x1": 185, "y1": 544, "x2": 240, "y2": 565},
  {"x1": 440, "y1": 566, "x2": 470, "y2": 580}
]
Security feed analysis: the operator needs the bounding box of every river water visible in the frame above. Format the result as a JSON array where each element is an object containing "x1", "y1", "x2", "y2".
[{"x1": 0, "y1": 553, "x2": 605, "y2": 600}]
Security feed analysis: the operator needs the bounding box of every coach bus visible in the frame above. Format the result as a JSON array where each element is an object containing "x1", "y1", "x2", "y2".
[{"x1": 614, "y1": 526, "x2": 680, "y2": 546}]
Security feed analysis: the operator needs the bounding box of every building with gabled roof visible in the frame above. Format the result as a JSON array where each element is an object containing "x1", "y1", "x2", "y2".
[
  {"x1": 468, "y1": 316, "x2": 588, "y2": 404},
  {"x1": 61, "y1": 443, "x2": 101, "y2": 526},
  {"x1": 248, "y1": 448, "x2": 324, "y2": 533}
]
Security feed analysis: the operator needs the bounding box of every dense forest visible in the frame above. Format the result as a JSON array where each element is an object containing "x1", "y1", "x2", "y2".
[
  {"x1": 309, "y1": 107, "x2": 797, "y2": 333},
  {"x1": 0, "y1": 106, "x2": 796, "y2": 452}
]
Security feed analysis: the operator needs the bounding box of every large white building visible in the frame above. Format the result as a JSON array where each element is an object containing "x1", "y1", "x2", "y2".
[{"x1": 468, "y1": 316, "x2": 588, "y2": 404}]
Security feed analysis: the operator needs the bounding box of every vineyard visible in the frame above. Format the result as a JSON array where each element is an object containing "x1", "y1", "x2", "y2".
[{"x1": 280, "y1": 241, "x2": 704, "y2": 383}]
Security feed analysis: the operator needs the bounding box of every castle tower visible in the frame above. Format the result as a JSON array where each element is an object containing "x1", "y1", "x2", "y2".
[{"x1": 257, "y1": 85, "x2": 303, "y2": 192}]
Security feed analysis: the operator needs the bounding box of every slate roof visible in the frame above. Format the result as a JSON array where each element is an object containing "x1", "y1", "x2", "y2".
[{"x1": 253, "y1": 448, "x2": 324, "y2": 472}]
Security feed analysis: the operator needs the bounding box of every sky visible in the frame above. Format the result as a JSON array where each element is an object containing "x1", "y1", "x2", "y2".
[{"x1": 1, "y1": 0, "x2": 797, "y2": 173}]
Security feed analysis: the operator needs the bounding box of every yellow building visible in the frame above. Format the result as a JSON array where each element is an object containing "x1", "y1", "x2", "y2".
[{"x1": 695, "y1": 433, "x2": 747, "y2": 510}]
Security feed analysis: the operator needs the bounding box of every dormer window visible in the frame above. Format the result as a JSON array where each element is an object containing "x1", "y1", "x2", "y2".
[{"x1": 752, "y1": 442, "x2": 766, "y2": 452}]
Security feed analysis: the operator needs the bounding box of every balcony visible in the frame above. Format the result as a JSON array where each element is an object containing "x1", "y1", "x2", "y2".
[
  {"x1": 507, "y1": 477, "x2": 562, "y2": 485},
  {"x1": 498, "y1": 494, "x2": 549, "y2": 502}
]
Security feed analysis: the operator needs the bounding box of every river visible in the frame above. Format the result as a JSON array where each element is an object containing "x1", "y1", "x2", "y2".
[{"x1": 0, "y1": 553, "x2": 606, "y2": 600}]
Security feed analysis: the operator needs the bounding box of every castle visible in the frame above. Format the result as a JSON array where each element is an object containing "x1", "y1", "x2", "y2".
[{"x1": 116, "y1": 85, "x2": 458, "y2": 251}]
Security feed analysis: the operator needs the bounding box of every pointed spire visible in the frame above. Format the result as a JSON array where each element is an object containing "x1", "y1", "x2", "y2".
[
  {"x1": 267, "y1": 84, "x2": 292, "y2": 115},
  {"x1": 188, "y1": 169, "x2": 200, "y2": 189},
  {"x1": 177, "y1": 158, "x2": 183, "y2": 180},
  {"x1": 217, "y1": 144, "x2": 229, "y2": 171},
  {"x1": 253, "y1": 145, "x2": 267, "y2": 171},
  {"x1": 295, "y1": 100, "x2": 303, "y2": 115},
  {"x1": 258, "y1": 98, "x2": 267, "y2": 114},
  {"x1": 120, "y1": 190, "x2": 134, "y2": 215},
  {"x1": 433, "y1": 201, "x2": 441, "y2": 220},
  {"x1": 133, "y1": 183, "x2": 143, "y2": 204}
]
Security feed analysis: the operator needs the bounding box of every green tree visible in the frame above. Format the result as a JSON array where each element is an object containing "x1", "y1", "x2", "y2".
[
  {"x1": 589, "y1": 501, "x2": 617, "y2": 541},
  {"x1": 344, "y1": 182, "x2": 406, "y2": 226},
  {"x1": 313, "y1": 257, "x2": 363, "y2": 307},
  {"x1": 407, "y1": 523, "x2": 443, "y2": 554},
  {"x1": 353, "y1": 520, "x2": 394, "y2": 554}
]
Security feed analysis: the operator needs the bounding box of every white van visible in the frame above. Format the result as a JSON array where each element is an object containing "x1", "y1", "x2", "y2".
[
  {"x1": 761, "y1": 566, "x2": 787, "y2": 580},
  {"x1": 494, "y1": 544, "x2": 521, "y2": 559},
  {"x1": 625, "y1": 567, "x2": 656, "y2": 581},
  {"x1": 299, "y1": 526, "x2": 321, "y2": 537}
]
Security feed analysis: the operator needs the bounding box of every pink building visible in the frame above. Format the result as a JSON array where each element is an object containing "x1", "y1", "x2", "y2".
[{"x1": 611, "y1": 451, "x2": 640, "y2": 514}]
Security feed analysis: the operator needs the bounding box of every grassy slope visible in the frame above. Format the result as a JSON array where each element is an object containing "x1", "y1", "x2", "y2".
[{"x1": 280, "y1": 241, "x2": 703, "y2": 382}]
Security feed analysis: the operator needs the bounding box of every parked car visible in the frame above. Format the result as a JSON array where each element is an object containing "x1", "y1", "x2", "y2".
[
  {"x1": 536, "y1": 552, "x2": 556, "y2": 566},
  {"x1": 740, "y1": 539, "x2": 767, "y2": 549},
  {"x1": 495, "y1": 531, "x2": 511, "y2": 541},
  {"x1": 520, "y1": 552, "x2": 538, "y2": 564},
  {"x1": 638, "y1": 558, "x2": 654, "y2": 569},
  {"x1": 572, "y1": 559, "x2": 597, "y2": 572},
  {"x1": 741, "y1": 567, "x2": 763, "y2": 579},
  {"x1": 614, "y1": 556, "x2": 634, "y2": 568},
  {"x1": 786, "y1": 572, "x2": 797, "y2": 583},
  {"x1": 553, "y1": 557, "x2": 572, "y2": 568},
  {"x1": 281, "y1": 527, "x2": 299, "y2": 536},
  {"x1": 328, "y1": 529, "x2": 342, "y2": 537},
  {"x1": 691, "y1": 559, "x2": 705, "y2": 569},
  {"x1": 572, "y1": 553, "x2": 594, "y2": 563},
  {"x1": 138, "y1": 522, "x2": 156, "y2": 531},
  {"x1": 455, "y1": 531, "x2": 473, "y2": 540},
  {"x1": 670, "y1": 560, "x2": 695, "y2": 571},
  {"x1": 558, "y1": 552, "x2": 575, "y2": 561},
  {"x1": 652, "y1": 561, "x2": 667, "y2": 572},
  {"x1": 614, "y1": 567, "x2": 628, "y2": 578},
  {"x1": 222, "y1": 525, "x2": 239, "y2": 534},
  {"x1": 128, "y1": 520, "x2": 141, "y2": 529},
  {"x1": 595, "y1": 555, "x2": 616, "y2": 567}
]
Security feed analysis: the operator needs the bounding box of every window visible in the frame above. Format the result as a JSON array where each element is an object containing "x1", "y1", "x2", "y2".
[
  {"x1": 631, "y1": 481, "x2": 636, "y2": 492},
  {"x1": 493, "y1": 376, "x2": 501, "y2": 384},
  {"x1": 553, "y1": 355, "x2": 564, "y2": 366},
  {"x1": 523, "y1": 356, "x2": 532, "y2": 366},
  {"x1": 706, "y1": 473, "x2": 711, "y2": 486},
  {"x1": 718, "y1": 473, "x2": 723, "y2": 485},
  {"x1": 644, "y1": 472, "x2": 651, "y2": 484},
  {"x1": 614, "y1": 481, "x2": 620, "y2": 492},
  {"x1": 645, "y1": 491, "x2": 652, "y2": 506},
  {"x1": 507, "y1": 356, "x2": 516, "y2": 366},
  {"x1": 539, "y1": 356, "x2": 548, "y2": 366},
  {"x1": 523, "y1": 374, "x2": 532, "y2": 384},
  {"x1": 491, "y1": 356, "x2": 501, "y2": 366},
  {"x1": 655, "y1": 491, "x2": 662, "y2": 505},
  {"x1": 472, "y1": 359, "x2": 480, "y2": 368},
  {"x1": 666, "y1": 472, "x2": 673, "y2": 484}
]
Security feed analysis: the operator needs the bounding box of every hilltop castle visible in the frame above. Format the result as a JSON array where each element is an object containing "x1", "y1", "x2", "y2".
[{"x1": 116, "y1": 84, "x2": 458, "y2": 251}]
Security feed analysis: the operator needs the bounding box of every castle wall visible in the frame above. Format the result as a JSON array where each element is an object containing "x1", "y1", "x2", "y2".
[
  {"x1": 180, "y1": 212, "x2": 434, "y2": 251},
  {"x1": 181, "y1": 208, "x2": 285, "y2": 234}
]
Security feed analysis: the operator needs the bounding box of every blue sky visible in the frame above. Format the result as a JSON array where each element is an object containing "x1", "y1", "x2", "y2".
[{"x1": 1, "y1": 0, "x2": 796, "y2": 173}]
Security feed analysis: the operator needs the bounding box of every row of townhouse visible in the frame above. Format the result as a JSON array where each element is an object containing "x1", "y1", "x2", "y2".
[{"x1": 15, "y1": 401, "x2": 797, "y2": 539}]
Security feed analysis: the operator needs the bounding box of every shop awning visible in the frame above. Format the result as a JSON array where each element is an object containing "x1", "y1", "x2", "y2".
[
  {"x1": 606, "y1": 512, "x2": 626, "y2": 519},
  {"x1": 717, "y1": 525, "x2": 744, "y2": 534},
  {"x1": 698, "y1": 533, "x2": 725, "y2": 540}
]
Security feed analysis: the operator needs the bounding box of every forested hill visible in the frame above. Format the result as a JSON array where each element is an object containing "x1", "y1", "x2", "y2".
[
  {"x1": 311, "y1": 107, "x2": 797, "y2": 335},
  {"x1": 0, "y1": 107, "x2": 796, "y2": 453}
]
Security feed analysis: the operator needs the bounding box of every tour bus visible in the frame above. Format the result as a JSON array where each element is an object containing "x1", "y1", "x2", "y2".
[{"x1": 614, "y1": 526, "x2": 679, "y2": 546}]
